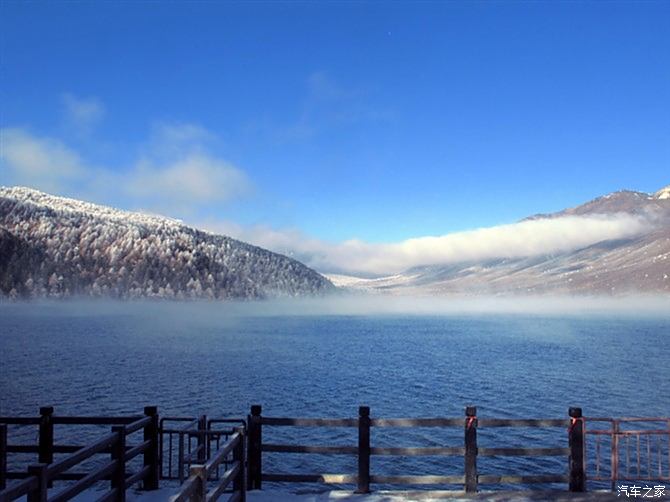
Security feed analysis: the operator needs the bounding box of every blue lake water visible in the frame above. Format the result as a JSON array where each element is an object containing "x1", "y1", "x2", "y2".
[{"x1": 1, "y1": 302, "x2": 669, "y2": 491}]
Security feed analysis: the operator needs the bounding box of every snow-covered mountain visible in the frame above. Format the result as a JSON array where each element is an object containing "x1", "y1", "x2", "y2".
[
  {"x1": 329, "y1": 185, "x2": 670, "y2": 295},
  {"x1": 0, "y1": 187, "x2": 334, "y2": 300}
]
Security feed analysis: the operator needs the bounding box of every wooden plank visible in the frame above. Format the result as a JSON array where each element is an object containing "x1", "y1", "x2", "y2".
[
  {"x1": 479, "y1": 447, "x2": 570, "y2": 457},
  {"x1": 371, "y1": 418, "x2": 462, "y2": 428},
  {"x1": 206, "y1": 461, "x2": 240, "y2": 501},
  {"x1": 263, "y1": 444, "x2": 357, "y2": 455},
  {"x1": 168, "y1": 474, "x2": 199, "y2": 502},
  {"x1": 262, "y1": 473, "x2": 357, "y2": 483},
  {"x1": 124, "y1": 416, "x2": 152, "y2": 435},
  {"x1": 0, "y1": 476, "x2": 38, "y2": 500},
  {"x1": 370, "y1": 475, "x2": 465, "y2": 484},
  {"x1": 370, "y1": 447, "x2": 464, "y2": 456},
  {"x1": 205, "y1": 433, "x2": 241, "y2": 473},
  {"x1": 52, "y1": 416, "x2": 140, "y2": 425},
  {"x1": 125, "y1": 465, "x2": 151, "y2": 487},
  {"x1": 124, "y1": 440, "x2": 151, "y2": 461},
  {"x1": 260, "y1": 417, "x2": 358, "y2": 427},
  {"x1": 48, "y1": 461, "x2": 117, "y2": 502},
  {"x1": 47, "y1": 432, "x2": 117, "y2": 477},
  {"x1": 478, "y1": 474, "x2": 568, "y2": 484},
  {"x1": 477, "y1": 418, "x2": 568, "y2": 428},
  {"x1": 0, "y1": 417, "x2": 41, "y2": 425}
]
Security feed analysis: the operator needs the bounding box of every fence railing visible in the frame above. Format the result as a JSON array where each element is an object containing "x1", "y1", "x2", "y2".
[
  {"x1": 0, "y1": 406, "x2": 159, "y2": 502},
  {"x1": 585, "y1": 417, "x2": 670, "y2": 490},
  {"x1": 159, "y1": 416, "x2": 245, "y2": 483},
  {"x1": 247, "y1": 405, "x2": 584, "y2": 493},
  {"x1": 168, "y1": 427, "x2": 246, "y2": 502},
  {"x1": 1, "y1": 405, "x2": 668, "y2": 500}
]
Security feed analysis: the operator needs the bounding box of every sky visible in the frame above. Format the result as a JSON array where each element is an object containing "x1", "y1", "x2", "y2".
[{"x1": 1, "y1": 1, "x2": 669, "y2": 276}]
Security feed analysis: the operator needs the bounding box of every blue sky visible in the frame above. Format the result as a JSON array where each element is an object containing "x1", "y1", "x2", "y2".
[{"x1": 1, "y1": 1, "x2": 669, "y2": 273}]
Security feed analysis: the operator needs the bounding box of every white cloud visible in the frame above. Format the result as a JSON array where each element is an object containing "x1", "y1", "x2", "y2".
[
  {"x1": 127, "y1": 153, "x2": 250, "y2": 207},
  {"x1": 1, "y1": 124, "x2": 250, "y2": 214},
  {"x1": 61, "y1": 93, "x2": 105, "y2": 133},
  {"x1": 201, "y1": 214, "x2": 652, "y2": 276},
  {"x1": 0, "y1": 127, "x2": 84, "y2": 192}
]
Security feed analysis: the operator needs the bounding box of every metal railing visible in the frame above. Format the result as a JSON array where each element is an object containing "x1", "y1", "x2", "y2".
[
  {"x1": 586, "y1": 417, "x2": 670, "y2": 490},
  {"x1": 168, "y1": 427, "x2": 246, "y2": 502}
]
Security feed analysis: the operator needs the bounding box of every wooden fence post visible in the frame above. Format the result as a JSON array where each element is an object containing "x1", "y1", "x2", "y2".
[
  {"x1": 111, "y1": 426, "x2": 126, "y2": 502},
  {"x1": 143, "y1": 406, "x2": 160, "y2": 490},
  {"x1": 38, "y1": 406, "x2": 53, "y2": 489},
  {"x1": 197, "y1": 415, "x2": 207, "y2": 463},
  {"x1": 356, "y1": 406, "x2": 371, "y2": 494},
  {"x1": 189, "y1": 465, "x2": 206, "y2": 502},
  {"x1": 568, "y1": 407, "x2": 586, "y2": 492},
  {"x1": 233, "y1": 426, "x2": 246, "y2": 502},
  {"x1": 464, "y1": 406, "x2": 478, "y2": 493},
  {"x1": 247, "y1": 405, "x2": 262, "y2": 490},
  {"x1": 27, "y1": 464, "x2": 48, "y2": 502},
  {"x1": 0, "y1": 424, "x2": 7, "y2": 491}
]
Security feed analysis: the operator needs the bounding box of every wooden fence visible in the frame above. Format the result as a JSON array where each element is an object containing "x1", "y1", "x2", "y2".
[
  {"x1": 0, "y1": 406, "x2": 159, "y2": 502},
  {"x1": 247, "y1": 405, "x2": 585, "y2": 493},
  {"x1": 1, "y1": 405, "x2": 668, "y2": 500}
]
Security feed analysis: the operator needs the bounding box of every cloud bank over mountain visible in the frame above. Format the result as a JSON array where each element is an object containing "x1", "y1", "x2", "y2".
[{"x1": 204, "y1": 213, "x2": 653, "y2": 276}]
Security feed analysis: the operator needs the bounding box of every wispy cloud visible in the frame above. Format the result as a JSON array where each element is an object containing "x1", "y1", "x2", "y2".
[
  {"x1": 127, "y1": 153, "x2": 250, "y2": 209},
  {"x1": 0, "y1": 128, "x2": 85, "y2": 193},
  {"x1": 202, "y1": 214, "x2": 652, "y2": 276},
  {"x1": 61, "y1": 93, "x2": 106, "y2": 134},
  {"x1": 1, "y1": 122, "x2": 251, "y2": 215},
  {"x1": 248, "y1": 71, "x2": 393, "y2": 143}
]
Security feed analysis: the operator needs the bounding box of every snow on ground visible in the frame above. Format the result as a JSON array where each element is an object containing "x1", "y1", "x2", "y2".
[{"x1": 8, "y1": 486, "x2": 622, "y2": 502}]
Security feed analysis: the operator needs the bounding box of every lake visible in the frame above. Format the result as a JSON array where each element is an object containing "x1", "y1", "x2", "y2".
[{"x1": 1, "y1": 301, "x2": 669, "y2": 491}]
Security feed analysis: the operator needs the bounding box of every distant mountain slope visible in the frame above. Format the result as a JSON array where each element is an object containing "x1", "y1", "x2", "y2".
[
  {"x1": 331, "y1": 185, "x2": 670, "y2": 295},
  {"x1": 0, "y1": 187, "x2": 334, "y2": 299}
]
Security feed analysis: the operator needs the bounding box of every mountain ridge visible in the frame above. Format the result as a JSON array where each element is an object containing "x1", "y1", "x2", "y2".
[
  {"x1": 0, "y1": 187, "x2": 334, "y2": 300},
  {"x1": 330, "y1": 185, "x2": 670, "y2": 295}
]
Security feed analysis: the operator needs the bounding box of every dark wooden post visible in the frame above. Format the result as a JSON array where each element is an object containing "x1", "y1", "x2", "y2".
[
  {"x1": 0, "y1": 424, "x2": 7, "y2": 490},
  {"x1": 111, "y1": 426, "x2": 126, "y2": 502},
  {"x1": 568, "y1": 407, "x2": 586, "y2": 492},
  {"x1": 233, "y1": 426, "x2": 246, "y2": 502},
  {"x1": 356, "y1": 406, "x2": 371, "y2": 494},
  {"x1": 464, "y1": 406, "x2": 478, "y2": 493},
  {"x1": 197, "y1": 415, "x2": 207, "y2": 463},
  {"x1": 27, "y1": 464, "x2": 48, "y2": 502},
  {"x1": 38, "y1": 406, "x2": 54, "y2": 488},
  {"x1": 38, "y1": 407, "x2": 54, "y2": 465},
  {"x1": 143, "y1": 406, "x2": 160, "y2": 490},
  {"x1": 247, "y1": 405, "x2": 262, "y2": 490}
]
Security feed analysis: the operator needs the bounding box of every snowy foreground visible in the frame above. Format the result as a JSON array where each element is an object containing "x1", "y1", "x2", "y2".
[{"x1": 58, "y1": 486, "x2": 621, "y2": 502}]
